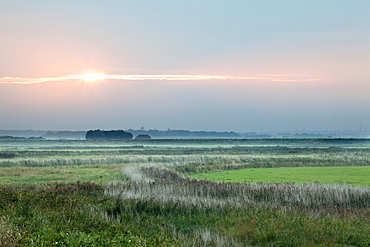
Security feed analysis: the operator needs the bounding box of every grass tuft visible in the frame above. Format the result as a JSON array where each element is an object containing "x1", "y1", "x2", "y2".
[{"x1": 0, "y1": 216, "x2": 20, "y2": 247}]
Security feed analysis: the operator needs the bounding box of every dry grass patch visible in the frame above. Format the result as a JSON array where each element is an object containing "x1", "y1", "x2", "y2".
[{"x1": 0, "y1": 216, "x2": 20, "y2": 247}]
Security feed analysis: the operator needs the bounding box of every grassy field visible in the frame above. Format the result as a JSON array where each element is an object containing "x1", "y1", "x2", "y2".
[
  {"x1": 1, "y1": 139, "x2": 369, "y2": 185},
  {"x1": 0, "y1": 164, "x2": 124, "y2": 185},
  {"x1": 0, "y1": 138, "x2": 369, "y2": 246},
  {"x1": 190, "y1": 166, "x2": 370, "y2": 186}
]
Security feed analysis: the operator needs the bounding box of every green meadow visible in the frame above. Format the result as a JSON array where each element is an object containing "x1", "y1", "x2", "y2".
[{"x1": 190, "y1": 166, "x2": 370, "y2": 186}]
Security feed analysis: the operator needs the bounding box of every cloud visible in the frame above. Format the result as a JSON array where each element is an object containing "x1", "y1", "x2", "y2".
[
  {"x1": 0, "y1": 76, "x2": 72, "y2": 84},
  {"x1": 0, "y1": 74, "x2": 321, "y2": 85}
]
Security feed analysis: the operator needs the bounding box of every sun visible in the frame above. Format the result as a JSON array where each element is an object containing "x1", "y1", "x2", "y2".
[{"x1": 78, "y1": 73, "x2": 107, "y2": 81}]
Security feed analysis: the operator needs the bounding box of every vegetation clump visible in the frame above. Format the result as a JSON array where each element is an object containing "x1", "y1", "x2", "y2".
[{"x1": 0, "y1": 216, "x2": 20, "y2": 247}]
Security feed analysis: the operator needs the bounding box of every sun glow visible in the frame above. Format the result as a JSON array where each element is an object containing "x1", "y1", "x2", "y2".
[{"x1": 73, "y1": 73, "x2": 107, "y2": 81}]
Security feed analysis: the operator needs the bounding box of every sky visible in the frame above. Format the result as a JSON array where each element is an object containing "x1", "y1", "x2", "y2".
[{"x1": 0, "y1": 0, "x2": 369, "y2": 132}]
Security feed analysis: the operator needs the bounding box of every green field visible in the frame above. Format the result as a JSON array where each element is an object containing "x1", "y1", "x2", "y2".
[
  {"x1": 190, "y1": 166, "x2": 370, "y2": 186},
  {"x1": 0, "y1": 139, "x2": 369, "y2": 246},
  {"x1": 0, "y1": 164, "x2": 124, "y2": 185}
]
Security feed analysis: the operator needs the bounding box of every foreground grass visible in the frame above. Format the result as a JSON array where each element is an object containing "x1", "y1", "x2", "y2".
[
  {"x1": 1, "y1": 179, "x2": 369, "y2": 247},
  {"x1": 0, "y1": 182, "x2": 181, "y2": 246},
  {"x1": 190, "y1": 166, "x2": 370, "y2": 186}
]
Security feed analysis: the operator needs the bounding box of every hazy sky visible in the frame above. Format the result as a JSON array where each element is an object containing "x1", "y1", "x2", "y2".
[{"x1": 1, "y1": 0, "x2": 369, "y2": 132}]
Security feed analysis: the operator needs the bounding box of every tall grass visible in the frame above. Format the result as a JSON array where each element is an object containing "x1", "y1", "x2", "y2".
[
  {"x1": 1, "y1": 167, "x2": 369, "y2": 246},
  {"x1": 1, "y1": 152, "x2": 369, "y2": 168},
  {"x1": 102, "y1": 165, "x2": 370, "y2": 246},
  {"x1": 108, "y1": 165, "x2": 370, "y2": 213}
]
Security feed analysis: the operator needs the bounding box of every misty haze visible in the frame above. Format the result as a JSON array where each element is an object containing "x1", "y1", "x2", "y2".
[{"x1": 0, "y1": 1, "x2": 369, "y2": 246}]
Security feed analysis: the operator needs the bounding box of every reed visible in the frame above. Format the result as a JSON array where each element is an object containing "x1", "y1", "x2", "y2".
[{"x1": 107, "y1": 165, "x2": 370, "y2": 215}]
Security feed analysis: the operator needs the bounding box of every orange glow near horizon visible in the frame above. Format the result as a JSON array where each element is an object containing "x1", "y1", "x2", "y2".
[{"x1": 0, "y1": 73, "x2": 321, "y2": 85}]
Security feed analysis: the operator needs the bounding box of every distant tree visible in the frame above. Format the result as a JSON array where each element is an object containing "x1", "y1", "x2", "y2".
[
  {"x1": 104, "y1": 130, "x2": 133, "y2": 139},
  {"x1": 86, "y1": 129, "x2": 105, "y2": 140},
  {"x1": 85, "y1": 129, "x2": 133, "y2": 140}
]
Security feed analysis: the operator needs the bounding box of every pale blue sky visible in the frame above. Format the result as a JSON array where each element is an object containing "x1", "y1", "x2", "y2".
[{"x1": 0, "y1": 1, "x2": 369, "y2": 131}]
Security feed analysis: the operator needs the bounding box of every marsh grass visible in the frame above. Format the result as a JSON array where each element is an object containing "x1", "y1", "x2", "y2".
[
  {"x1": 1, "y1": 152, "x2": 369, "y2": 168},
  {"x1": 1, "y1": 167, "x2": 369, "y2": 246},
  {"x1": 103, "y1": 165, "x2": 370, "y2": 246},
  {"x1": 0, "y1": 139, "x2": 369, "y2": 246},
  {"x1": 1, "y1": 150, "x2": 368, "y2": 185},
  {"x1": 0, "y1": 182, "x2": 202, "y2": 246},
  {"x1": 112, "y1": 165, "x2": 370, "y2": 211},
  {"x1": 0, "y1": 164, "x2": 124, "y2": 185}
]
